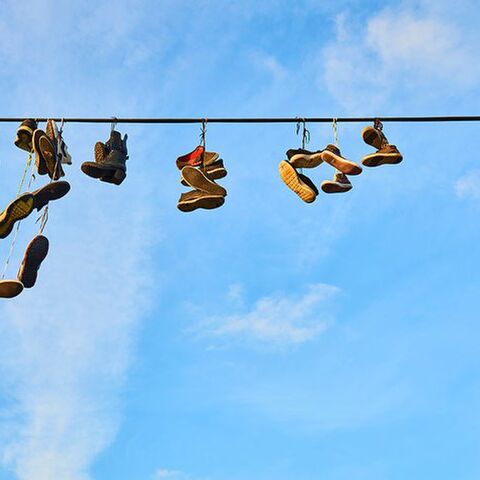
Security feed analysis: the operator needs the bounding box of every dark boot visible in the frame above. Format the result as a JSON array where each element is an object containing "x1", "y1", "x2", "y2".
[
  {"x1": 14, "y1": 119, "x2": 37, "y2": 152},
  {"x1": 17, "y1": 235, "x2": 49, "y2": 289}
]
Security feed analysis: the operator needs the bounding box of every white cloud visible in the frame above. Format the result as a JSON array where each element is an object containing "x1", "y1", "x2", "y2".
[
  {"x1": 154, "y1": 469, "x2": 186, "y2": 479},
  {"x1": 455, "y1": 170, "x2": 480, "y2": 200},
  {"x1": 250, "y1": 51, "x2": 288, "y2": 81},
  {"x1": 190, "y1": 284, "x2": 339, "y2": 347}
]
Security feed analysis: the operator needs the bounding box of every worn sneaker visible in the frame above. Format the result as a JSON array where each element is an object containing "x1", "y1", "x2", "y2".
[
  {"x1": 320, "y1": 144, "x2": 362, "y2": 176},
  {"x1": 0, "y1": 280, "x2": 24, "y2": 298},
  {"x1": 362, "y1": 144, "x2": 403, "y2": 167},
  {"x1": 33, "y1": 129, "x2": 64, "y2": 180},
  {"x1": 14, "y1": 119, "x2": 37, "y2": 152},
  {"x1": 46, "y1": 119, "x2": 72, "y2": 165},
  {"x1": 321, "y1": 171, "x2": 353, "y2": 194},
  {"x1": 286, "y1": 148, "x2": 323, "y2": 169},
  {"x1": 32, "y1": 181, "x2": 71, "y2": 211},
  {"x1": 180, "y1": 160, "x2": 227, "y2": 186},
  {"x1": 177, "y1": 190, "x2": 225, "y2": 212},
  {"x1": 0, "y1": 193, "x2": 34, "y2": 239},
  {"x1": 278, "y1": 160, "x2": 317, "y2": 203},
  {"x1": 181, "y1": 166, "x2": 227, "y2": 196},
  {"x1": 17, "y1": 235, "x2": 49, "y2": 289},
  {"x1": 176, "y1": 147, "x2": 219, "y2": 169},
  {"x1": 362, "y1": 125, "x2": 388, "y2": 149}
]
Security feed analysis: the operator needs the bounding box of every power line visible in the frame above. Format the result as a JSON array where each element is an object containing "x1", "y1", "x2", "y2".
[{"x1": 0, "y1": 116, "x2": 480, "y2": 124}]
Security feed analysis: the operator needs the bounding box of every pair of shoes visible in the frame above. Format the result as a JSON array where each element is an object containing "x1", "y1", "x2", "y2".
[
  {"x1": 46, "y1": 119, "x2": 72, "y2": 165},
  {"x1": 0, "y1": 235, "x2": 49, "y2": 298},
  {"x1": 32, "y1": 127, "x2": 65, "y2": 180},
  {"x1": 176, "y1": 146, "x2": 228, "y2": 212},
  {"x1": 0, "y1": 181, "x2": 70, "y2": 239},
  {"x1": 361, "y1": 126, "x2": 403, "y2": 167},
  {"x1": 279, "y1": 144, "x2": 362, "y2": 203},
  {"x1": 81, "y1": 130, "x2": 128, "y2": 185}
]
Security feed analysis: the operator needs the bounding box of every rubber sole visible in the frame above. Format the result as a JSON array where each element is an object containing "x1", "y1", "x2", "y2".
[
  {"x1": 278, "y1": 161, "x2": 316, "y2": 203},
  {"x1": 17, "y1": 235, "x2": 49, "y2": 289},
  {"x1": 0, "y1": 194, "x2": 34, "y2": 239},
  {"x1": 0, "y1": 280, "x2": 24, "y2": 298},
  {"x1": 362, "y1": 126, "x2": 386, "y2": 150},
  {"x1": 288, "y1": 152, "x2": 323, "y2": 169},
  {"x1": 181, "y1": 166, "x2": 227, "y2": 196},
  {"x1": 321, "y1": 181, "x2": 353, "y2": 194},
  {"x1": 177, "y1": 194, "x2": 225, "y2": 212},
  {"x1": 362, "y1": 152, "x2": 403, "y2": 167},
  {"x1": 39, "y1": 135, "x2": 64, "y2": 180},
  {"x1": 321, "y1": 151, "x2": 362, "y2": 176},
  {"x1": 180, "y1": 166, "x2": 227, "y2": 186},
  {"x1": 32, "y1": 181, "x2": 71, "y2": 211},
  {"x1": 81, "y1": 162, "x2": 126, "y2": 185}
]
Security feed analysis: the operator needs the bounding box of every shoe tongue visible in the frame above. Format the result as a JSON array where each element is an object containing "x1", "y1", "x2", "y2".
[{"x1": 325, "y1": 144, "x2": 340, "y2": 155}]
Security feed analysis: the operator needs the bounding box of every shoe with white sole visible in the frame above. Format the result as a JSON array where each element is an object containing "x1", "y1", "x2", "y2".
[{"x1": 321, "y1": 171, "x2": 353, "y2": 194}]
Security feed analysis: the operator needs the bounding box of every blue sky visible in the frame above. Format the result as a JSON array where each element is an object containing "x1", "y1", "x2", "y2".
[{"x1": 0, "y1": 1, "x2": 480, "y2": 479}]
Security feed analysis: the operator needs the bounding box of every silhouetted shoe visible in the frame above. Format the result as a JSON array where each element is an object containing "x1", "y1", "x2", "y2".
[
  {"x1": 278, "y1": 160, "x2": 317, "y2": 203},
  {"x1": 33, "y1": 129, "x2": 64, "y2": 180},
  {"x1": 32, "y1": 181, "x2": 71, "y2": 211},
  {"x1": 46, "y1": 119, "x2": 72, "y2": 165},
  {"x1": 180, "y1": 159, "x2": 228, "y2": 186},
  {"x1": 320, "y1": 144, "x2": 362, "y2": 176},
  {"x1": 362, "y1": 144, "x2": 403, "y2": 167},
  {"x1": 362, "y1": 125, "x2": 388, "y2": 149},
  {"x1": 14, "y1": 119, "x2": 37, "y2": 152},
  {"x1": 0, "y1": 280, "x2": 24, "y2": 298},
  {"x1": 177, "y1": 190, "x2": 225, "y2": 212},
  {"x1": 181, "y1": 166, "x2": 227, "y2": 196},
  {"x1": 17, "y1": 235, "x2": 49, "y2": 289},
  {"x1": 321, "y1": 171, "x2": 353, "y2": 194},
  {"x1": 0, "y1": 193, "x2": 34, "y2": 239},
  {"x1": 286, "y1": 148, "x2": 323, "y2": 168},
  {"x1": 176, "y1": 146, "x2": 219, "y2": 169}
]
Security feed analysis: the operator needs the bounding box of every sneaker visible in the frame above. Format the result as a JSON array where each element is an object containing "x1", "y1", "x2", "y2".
[
  {"x1": 176, "y1": 147, "x2": 219, "y2": 169},
  {"x1": 320, "y1": 144, "x2": 362, "y2": 176},
  {"x1": 33, "y1": 129, "x2": 64, "y2": 180},
  {"x1": 278, "y1": 160, "x2": 317, "y2": 203},
  {"x1": 177, "y1": 190, "x2": 225, "y2": 212},
  {"x1": 321, "y1": 171, "x2": 353, "y2": 194},
  {"x1": 0, "y1": 193, "x2": 34, "y2": 239},
  {"x1": 180, "y1": 160, "x2": 228, "y2": 186},
  {"x1": 362, "y1": 144, "x2": 403, "y2": 167},
  {"x1": 17, "y1": 235, "x2": 49, "y2": 289},
  {"x1": 181, "y1": 166, "x2": 227, "y2": 196},
  {"x1": 286, "y1": 148, "x2": 323, "y2": 169},
  {"x1": 45, "y1": 119, "x2": 72, "y2": 165},
  {"x1": 32, "y1": 181, "x2": 71, "y2": 211},
  {"x1": 0, "y1": 280, "x2": 24, "y2": 298},
  {"x1": 362, "y1": 125, "x2": 388, "y2": 149},
  {"x1": 14, "y1": 119, "x2": 37, "y2": 152},
  {"x1": 81, "y1": 131, "x2": 128, "y2": 185}
]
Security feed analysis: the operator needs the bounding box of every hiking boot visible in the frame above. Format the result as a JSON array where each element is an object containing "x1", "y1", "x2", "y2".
[
  {"x1": 32, "y1": 129, "x2": 64, "y2": 180},
  {"x1": 286, "y1": 148, "x2": 323, "y2": 169},
  {"x1": 0, "y1": 280, "x2": 24, "y2": 298},
  {"x1": 17, "y1": 235, "x2": 49, "y2": 289},
  {"x1": 176, "y1": 147, "x2": 219, "y2": 169},
  {"x1": 81, "y1": 131, "x2": 128, "y2": 185},
  {"x1": 278, "y1": 160, "x2": 317, "y2": 203},
  {"x1": 180, "y1": 160, "x2": 227, "y2": 186},
  {"x1": 362, "y1": 125, "x2": 388, "y2": 149},
  {"x1": 181, "y1": 166, "x2": 227, "y2": 196},
  {"x1": 0, "y1": 193, "x2": 34, "y2": 239},
  {"x1": 177, "y1": 189, "x2": 225, "y2": 212},
  {"x1": 320, "y1": 144, "x2": 362, "y2": 176},
  {"x1": 32, "y1": 181, "x2": 71, "y2": 211},
  {"x1": 321, "y1": 171, "x2": 353, "y2": 194},
  {"x1": 14, "y1": 119, "x2": 37, "y2": 152},
  {"x1": 362, "y1": 144, "x2": 403, "y2": 167}
]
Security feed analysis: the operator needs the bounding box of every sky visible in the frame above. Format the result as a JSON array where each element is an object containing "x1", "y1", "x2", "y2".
[{"x1": 0, "y1": 0, "x2": 479, "y2": 479}]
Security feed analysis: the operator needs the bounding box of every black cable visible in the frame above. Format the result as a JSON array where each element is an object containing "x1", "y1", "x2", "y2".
[{"x1": 0, "y1": 116, "x2": 480, "y2": 124}]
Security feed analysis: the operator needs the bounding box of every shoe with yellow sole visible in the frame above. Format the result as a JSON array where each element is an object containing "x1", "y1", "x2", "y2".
[
  {"x1": 279, "y1": 160, "x2": 318, "y2": 203},
  {"x1": 0, "y1": 193, "x2": 34, "y2": 239}
]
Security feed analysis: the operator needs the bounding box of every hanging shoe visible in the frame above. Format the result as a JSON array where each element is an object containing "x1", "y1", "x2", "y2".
[
  {"x1": 32, "y1": 129, "x2": 64, "y2": 180},
  {"x1": 177, "y1": 190, "x2": 225, "y2": 212},
  {"x1": 176, "y1": 147, "x2": 219, "y2": 169},
  {"x1": 286, "y1": 148, "x2": 323, "y2": 169},
  {"x1": 0, "y1": 280, "x2": 24, "y2": 298},
  {"x1": 32, "y1": 181, "x2": 71, "y2": 211},
  {"x1": 362, "y1": 125, "x2": 389, "y2": 150},
  {"x1": 278, "y1": 160, "x2": 318, "y2": 203},
  {"x1": 181, "y1": 166, "x2": 227, "y2": 196},
  {"x1": 321, "y1": 171, "x2": 353, "y2": 194},
  {"x1": 14, "y1": 119, "x2": 37, "y2": 152},
  {"x1": 362, "y1": 144, "x2": 403, "y2": 167},
  {"x1": 320, "y1": 144, "x2": 362, "y2": 176},
  {"x1": 17, "y1": 235, "x2": 49, "y2": 289},
  {"x1": 46, "y1": 119, "x2": 72, "y2": 165},
  {"x1": 180, "y1": 159, "x2": 227, "y2": 186},
  {"x1": 0, "y1": 193, "x2": 34, "y2": 239},
  {"x1": 81, "y1": 131, "x2": 128, "y2": 185}
]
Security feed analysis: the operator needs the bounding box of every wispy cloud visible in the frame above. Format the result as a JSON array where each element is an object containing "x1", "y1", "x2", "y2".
[
  {"x1": 455, "y1": 170, "x2": 480, "y2": 200},
  {"x1": 189, "y1": 284, "x2": 339, "y2": 347},
  {"x1": 154, "y1": 469, "x2": 187, "y2": 479}
]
